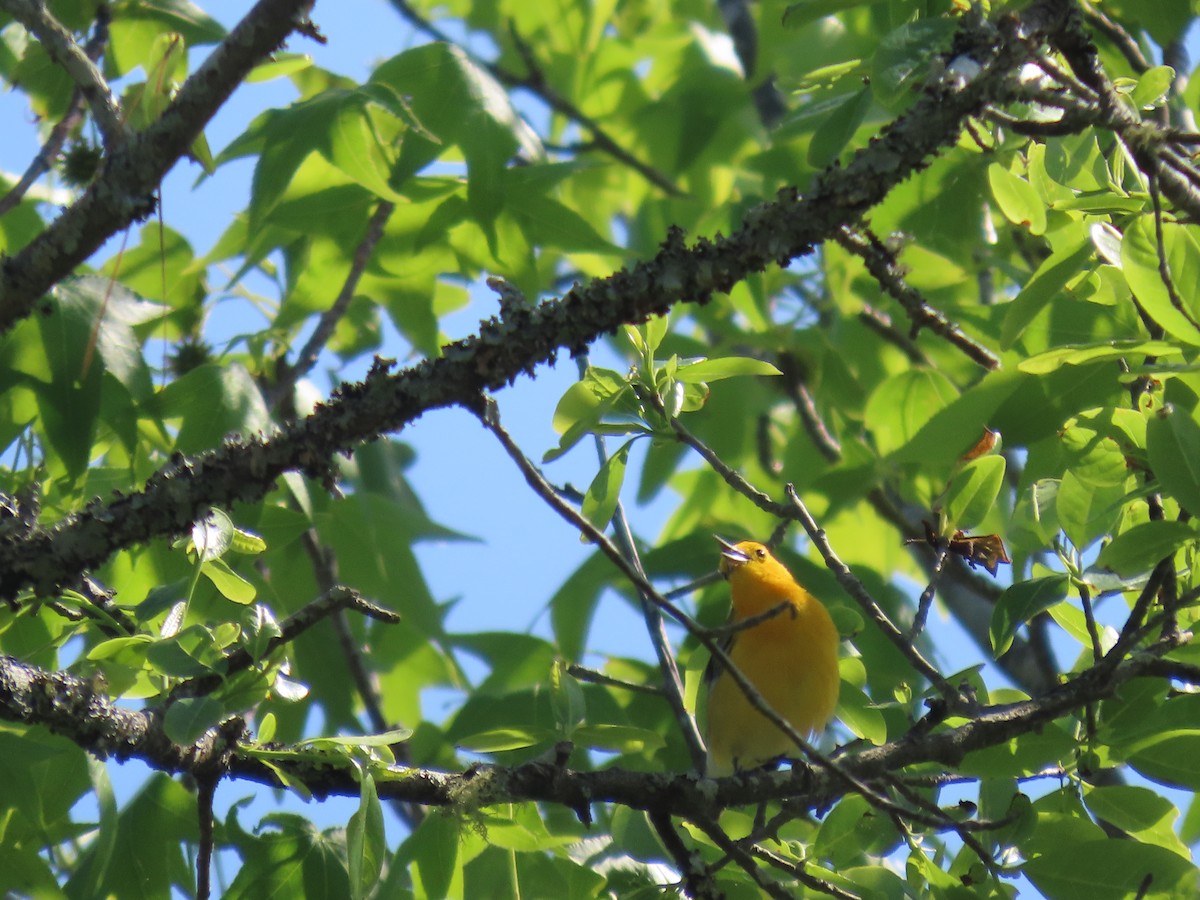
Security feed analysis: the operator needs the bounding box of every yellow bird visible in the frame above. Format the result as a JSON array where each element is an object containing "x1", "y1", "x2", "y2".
[{"x1": 704, "y1": 537, "x2": 840, "y2": 776}]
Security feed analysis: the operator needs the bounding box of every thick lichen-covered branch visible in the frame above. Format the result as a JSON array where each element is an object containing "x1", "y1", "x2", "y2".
[
  {"x1": 0, "y1": 2, "x2": 1062, "y2": 603},
  {"x1": 0, "y1": 629, "x2": 1186, "y2": 820}
]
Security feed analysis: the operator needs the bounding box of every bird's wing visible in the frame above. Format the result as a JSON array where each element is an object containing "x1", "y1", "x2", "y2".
[{"x1": 703, "y1": 611, "x2": 737, "y2": 688}]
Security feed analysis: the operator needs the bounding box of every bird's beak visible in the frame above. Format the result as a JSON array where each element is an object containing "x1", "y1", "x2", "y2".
[{"x1": 714, "y1": 534, "x2": 750, "y2": 566}]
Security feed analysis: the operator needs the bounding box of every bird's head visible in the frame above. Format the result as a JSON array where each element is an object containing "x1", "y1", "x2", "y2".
[{"x1": 716, "y1": 536, "x2": 772, "y2": 578}]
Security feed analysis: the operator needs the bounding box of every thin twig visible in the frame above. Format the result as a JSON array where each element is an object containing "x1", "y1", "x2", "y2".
[
  {"x1": 748, "y1": 844, "x2": 859, "y2": 899},
  {"x1": 1078, "y1": 2, "x2": 1151, "y2": 73},
  {"x1": 1161, "y1": 130, "x2": 1200, "y2": 146},
  {"x1": 666, "y1": 415, "x2": 790, "y2": 519},
  {"x1": 1104, "y1": 560, "x2": 1172, "y2": 666},
  {"x1": 565, "y1": 664, "x2": 664, "y2": 696},
  {"x1": 710, "y1": 599, "x2": 792, "y2": 638},
  {"x1": 1077, "y1": 582, "x2": 1103, "y2": 663},
  {"x1": 690, "y1": 814, "x2": 794, "y2": 900},
  {"x1": 785, "y1": 485, "x2": 960, "y2": 704},
  {"x1": 195, "y1": 774, "x2": 217, "y2": 900},
  {"x1": 1157, "y1": 146, "x2": 1200, "y2": 194},
  {"x1": 910, "y1": 544, "x2": 949, "y2": 640},
  {"x1": 857, "y1": 303, "x2": 928, "y2": 366},
  {"x1": 662, "y1": 409, "x2": 958, "y2": 700},
  {"x1": 1029, "y1": 55, "x2": 1101, "y2": 105},
  {"x1": 1148, "y1": 172, "x2": 1200, "y2": 329},
  {"x1": 580, "y1": 352, "x2": 704, "y2": 767},
  {"x1": 1140, "y1": 657, "x2": 1200, "y2": 685},
  {"x1": 778, "y1": 353, "x2": 843, "y2": 462},
  {"x1": 0, "y1": 7, "x2": 109, "y2": 217},
  {"x1": 298, "y1": 529, "x2": 424, "y2": 830},
  {"x1": 884, "y1": 777, "x2": 1003, "y2": 874},
  {"x1": 477, "y1": 397, "x2": 902, "y2": 808},
  {"x1": 835, "y1": 228, "x2": 1000, "y2": 371},
  {"x1": 664, "y1": 570, "x2": 723, "y2": 600},
  {"x1": 648, "y1": 810, "x2": 721, "y2": 900},
  {"x1": 170, "y1": 583, "x2": 400, "y2": 700},
  {"x1": 608, "y1": 492, "x2": 706, "y2": 768},
  {"x1": 0, "y1": 0, "x2": 126, "y2": 148},
  {"x1": 273, "y1": 200, "x2": 396, "y2": 408}
]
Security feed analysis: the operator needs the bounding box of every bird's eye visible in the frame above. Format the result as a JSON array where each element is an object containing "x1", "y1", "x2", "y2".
[{"x1": 755, "y1": 547, "x2": 766, "y2": 559}]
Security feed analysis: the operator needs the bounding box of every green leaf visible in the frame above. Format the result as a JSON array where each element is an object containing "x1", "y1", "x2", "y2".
[
  {"x1": 867, "y1": 368, "x2": 959, "y2": 457},
  {"x1": 0, "y1": 844, "x2": 58, "y2": 897},
  {"x1": 1122, "y1": 217, "x2": 1200, "y2": 346},
  {"x1": 549, "y1": 659, "x2": 586, "y2": 735},
  {"x1": 672, "y1": 357, "x2": 782, "y2": 384},
  {"x1": 1001, "y1": 238, "x2": 1094, "y2": 349},
  {"x1": 371, "y1": 43, "x2": 542, "y2": 223},
  {"x1": 87, "y1": 635, "x2": 153, "y2": 663},
  {"x1": 871, "y1": 20, "x2": 956, "y2": 108},
  {"x1": 456, "y1": 727, "x2": 555, "y2": 752},
  {"x1": 324, "y1": 90, "x2": 403, "y2": 201},
  {"x1": 545, "y1": 367, "x2": 629, "y2": 462},
  {"x1": 643, "y1": 315, "x2": 668, "y2": 357},
  {"x1": 816, "y1": 795, "x2": 902, "y2": 868},
  {"x1": 549, "y1": 551, "x2": 612, "y2": 662},
  {"x1": 782, "y1": 0, "x2": 875, "y2": 30},
  {"x1": 571, "y1": 724, "x2": 665, "y2": 753},
  {"x1": 580, "y1": 440, "x2": 633, "y2": 535},
  {"x1": 939, "y1": 455, "x2": 1006, "y2": 534},
  {"x1": 246, "y1": 52, "x2": 313, "y2": 84},
  {"x1": 157, "y1": 363, "x2": 271, "y2": 454},
  {"x1": 348, "y1": 770, "x2": 385, "y2": 900},
  {"x1": 1096, "y1": 520, "x2": 1197, "y2": 576},
  {"x1": 1147, "y1": 402, "x2": 1200, "y2": 516},
  {"x1": 1056, "y1": 470, "x2": 1127, "y2": 551},
  {"x1": 990, "y1": 575, "x2": 1069, "y2": 656},
  {"x1": 163, "y1": 697, "x2": 225, "y2": 745},
  {"x1": 21, "y1": 277, "x2": 159, "y2": 477},
  {"x1": 298, "y1": 728, "x2": 413, "y2": 751},
  {"x1": 1130, "y1": 65, "x2": 1175, "y2": 110},
  {"x1": 0, "y1": 729, "x2": 90, "y2": 847},
  {"x1": 1011, "y1": 479, "x2": 1061, "y2": 551},
  {"x1": 807, "y1": 87, "x2": 872, "y2": 167},
  {"x1": 401, "y1": 812, "x2": 462, "y2": 900},
  {"x1": 230, "y1": 526, "x2": 267, "y2": 555},
  {"x1": 146, "y1": 634, "x2": 215, "y2": 678},
  {"x1": 835, "y1": 682, "x2": 887, "y2": 745},
  {"x1": 224, "y1": 813, "x2": 350, "y2": 899},
  {"x1": 1083, "y1": 785, "x2": 1190, "y2": 858},
  {"x1": 960, "y1": 721, "x2": 1077, "y2": 777},
  {"x1": 988, "y1": 164, "x2": 1046, "y2": 235},
  {"x1": 1126, "y1": 730, "x2": 1200, "y2": 789},
  {"x1": 67, "y1": 774, "x2": 196, "y2": 899},
  {"x1": 1019, "y1": 340, "x2": 1180, "y2": 375},
  {"x1": 1023, "y1": 838, "x2": 1195, "y2": 899},
  {"x1": 792, "y1": 59, "x2": 865, "y2": 91},
  {"x1": 508, "y1": 191, "x2": 621, "y2": 254},
  {"x1": 1060, "y1": 417, "x2": 1132, "y2": 488},
  {"x1": 201, "y1": 558, "x2": 257, "y2": 604}
]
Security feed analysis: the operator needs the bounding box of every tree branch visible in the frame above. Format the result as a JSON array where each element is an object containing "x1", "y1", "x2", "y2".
[
  {"x1": 0, "y1": 5, "x2": 110, "y2": 217},
  {"x1": 170, "y1": 585, "x2": 399, "y2": 700},
  {"x1": 0, "y1": 1, "x2": 1064, "y2": 605},
  {"x1": 835, "y1": 227, "x2": 1001, "y2": 371},
  {"x1": 0, "y1": 631, "x2": 1185, "y2": 821},
  {"x1": 0, "y1": 0, "x2": 126, "y2": 148},
  {"x1": 0, "y1": 0, "x2": 318, "y2": 332}
]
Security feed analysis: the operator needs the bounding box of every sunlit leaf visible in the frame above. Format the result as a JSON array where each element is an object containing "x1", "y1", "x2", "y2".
[{"x1": 990, "y1": 575, "x2": 1069, "y2": 656}]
